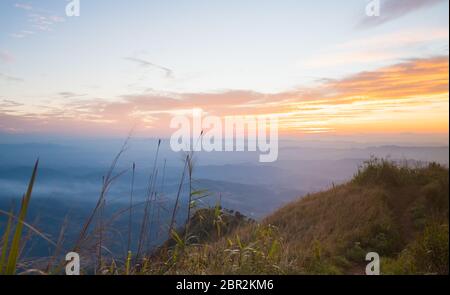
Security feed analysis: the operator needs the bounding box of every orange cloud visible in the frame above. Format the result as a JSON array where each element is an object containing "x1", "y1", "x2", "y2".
[
  {"x1": 0, "y1": 56, "x2": 448, "y2": 137},
  {"x1": 280, "y1": 56, "x2": 449, "y2": 134}
]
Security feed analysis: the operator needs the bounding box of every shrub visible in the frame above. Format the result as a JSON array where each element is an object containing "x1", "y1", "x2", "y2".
[
  {"x1": 382, "y1": 222, "x2": 449, "y2": 275},
  {"x1": 412, "y1": 222, "x2": 449, "y2": 274}
]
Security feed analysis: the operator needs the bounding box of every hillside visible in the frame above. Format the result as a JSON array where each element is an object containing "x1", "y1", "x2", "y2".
[
  {"x1": 1, "y1": 158, "x2": 448, "y2": 275},
  {"x1": 149, "y1": 159, "x2": 449, "y2": 275}
]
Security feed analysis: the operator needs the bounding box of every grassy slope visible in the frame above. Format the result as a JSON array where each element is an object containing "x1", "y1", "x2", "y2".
[
  {"x1": 2, "y1": 159, "x2": 447, "y2": 275},
  {"x1": 152, "y1": 159, "x2": 448, "y2": 275},
  {"x1": 263, "y1": 160, "x2": 449, "y2": 274}
]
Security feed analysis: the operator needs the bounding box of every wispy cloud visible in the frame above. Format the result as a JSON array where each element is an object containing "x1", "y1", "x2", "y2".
[
  {"x1": 28, "y1": 12, "x2": 65, "y2": 32},
  {"x1": 125, "y1": 57, "x2": 174, "y2": 78},
  {"x1": 0, "y1": 99, "x2": 23, "y2": 108},
  {"x1": 10, "y1": 3, "x2": 65, "y2": 38},
  {"x1": 0, "y1": 73, "x2": 24, "y2": 83},
  {"x1": 58, "y1": 92, "x2": 87, "y2": 99},
  {"x1": 359, "y1": 0, "x2": 446, "y2": 27},
  {"x1": 300, "y1": 28, "x2": 448, "y2": 69},
  {"x1": 9, "y1": 30, "x2": 34, "y2": 39},
  {"x1": 14, "y1": 3, "x2": 32, "y2": 11}
]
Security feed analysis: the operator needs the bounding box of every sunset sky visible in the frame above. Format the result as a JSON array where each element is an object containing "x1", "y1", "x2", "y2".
[{"x1": 0, "y1": 0, "x2": 448, "y2": 138}]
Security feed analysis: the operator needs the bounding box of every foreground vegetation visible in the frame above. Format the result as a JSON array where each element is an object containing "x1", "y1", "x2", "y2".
[
  {"x1": 1, "y1": 156, "x2": 448, "y2": 275},
  {"x1": 136, "y1": 158, "x2": 448, "y2": 275}
]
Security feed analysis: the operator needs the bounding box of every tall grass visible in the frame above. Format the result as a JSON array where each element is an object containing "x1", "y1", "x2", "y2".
[
  {"x1": 0, "y1": 159, "x2": 39, "y2": 275},
  {"x1": 126, "y1": 162, "x2": 136, "y2": 256},
  {"x1": 136, "y1": 139, "x2": 161, "y2": 261},
  {"x1": 1, "y1": 149, "x2": 448, "y2": 275},
  {"x1": 0, "y1": 203, "x2": 14, "y2": 274}
]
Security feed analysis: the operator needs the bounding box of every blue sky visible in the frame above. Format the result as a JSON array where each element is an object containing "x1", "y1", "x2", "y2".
[{"x1": 0, "y1": 0, "x2": 448, "y2": 137}]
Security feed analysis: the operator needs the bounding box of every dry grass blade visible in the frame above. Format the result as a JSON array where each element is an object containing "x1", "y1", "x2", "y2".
[
  {"x1": 46, "y1": 214, "x2": 69, "y2": 274},
  {"x1": 0, "y1": 210, "x2": 56, "y2": 247},
  {"x1": 74, "y1": 137, "x2": 130, "y2": 252},
  {"x1": 136, "y1": 139, "x2": 161, "y2": 260},
  {"x1": 127, "y1": 162, "x2": 136, "y2": 255},
  {"x1": 168, "y1": 155, "x2": 189, "y2": 239}
]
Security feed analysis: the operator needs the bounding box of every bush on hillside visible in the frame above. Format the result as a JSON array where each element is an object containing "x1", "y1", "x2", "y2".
[{"x1": 382, "y1": 222, "x2": 449, "y2": 275}]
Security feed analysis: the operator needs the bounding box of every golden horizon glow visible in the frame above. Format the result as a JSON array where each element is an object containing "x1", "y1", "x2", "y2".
[{"x1": 0, "y1": 56, "x2": 448, "y2": 137}]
